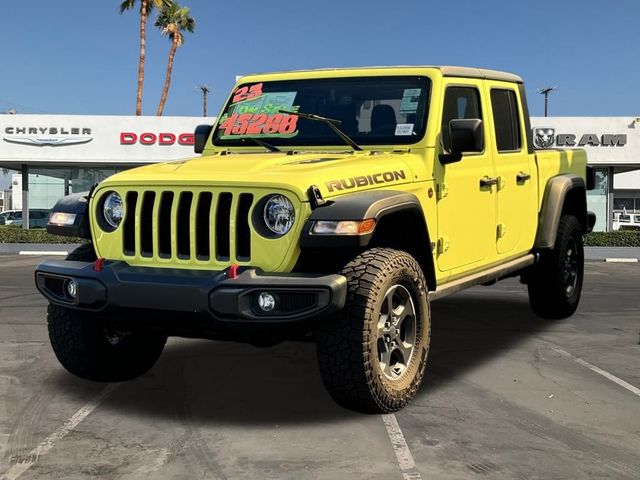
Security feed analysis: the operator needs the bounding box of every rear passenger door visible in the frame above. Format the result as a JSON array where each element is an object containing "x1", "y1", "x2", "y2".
[{"x1": 486, "y1": 85, "x2": 537, "y2": 256}]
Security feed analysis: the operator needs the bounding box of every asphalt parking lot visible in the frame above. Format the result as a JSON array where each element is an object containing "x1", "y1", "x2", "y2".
[{"x1": 0, "y1": 255, "x2": 639, "y2": 480}]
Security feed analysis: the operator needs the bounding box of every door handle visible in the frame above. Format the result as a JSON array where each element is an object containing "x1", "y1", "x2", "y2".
[
  {"x1": 479, "y1": 176, "x2": 498, "y2": 188},
  {"x1": 516, "y1": 171, "x2": 531, "y2": 182}
]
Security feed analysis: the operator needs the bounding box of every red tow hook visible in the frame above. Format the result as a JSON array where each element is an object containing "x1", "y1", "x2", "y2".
[
  {"x1": 227, "y1": 264, "x2": 240, "y2": 279},
  {"x1": 93, "y1": 257, "x2": 105, "y2": 272}
]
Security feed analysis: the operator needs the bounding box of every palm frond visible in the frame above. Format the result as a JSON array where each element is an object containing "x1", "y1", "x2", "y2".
[
  {"x1": 119, "y1": 0, "x2": 136, "y2": 14},
  {"x1": 154, "y1": 1, "x2": 195, "y2": 42}
]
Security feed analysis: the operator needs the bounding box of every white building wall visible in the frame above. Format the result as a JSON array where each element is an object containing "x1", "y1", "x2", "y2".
[{"x1": 614, "y1": 170, "x2": 640, "y2": 189}]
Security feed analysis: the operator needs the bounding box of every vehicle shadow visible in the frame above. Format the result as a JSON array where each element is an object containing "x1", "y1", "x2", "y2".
[
  {"x1": 49, "y1": 284, "x2": 553, "y2": 424},
  {"x1": 421, "y1": 289, "x2": 550, "y2": 395}
]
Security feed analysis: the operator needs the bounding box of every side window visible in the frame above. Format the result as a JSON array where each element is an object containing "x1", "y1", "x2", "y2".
[
  {"x1": 441, "y1": 87, "x2": 482, "y2": 152},
  {"x1": 490, "y1": 89, "x2": 521, "y2": 152}
]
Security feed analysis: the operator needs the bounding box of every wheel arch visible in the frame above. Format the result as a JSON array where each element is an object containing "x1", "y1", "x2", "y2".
[
  {"x1": 535, "y1": 174, "x2": 589, "y2": 249},
  {"x1": 298, "y1": 190, "x2": 437, "y2": 290},
  {"x1": 46, "y1": 190, "x2": 93, "y2": 239}
]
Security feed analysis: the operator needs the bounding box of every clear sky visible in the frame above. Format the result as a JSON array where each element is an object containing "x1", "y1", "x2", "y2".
[{"x1": 1, "y1": 0, "x2": 638, "y2": 118}]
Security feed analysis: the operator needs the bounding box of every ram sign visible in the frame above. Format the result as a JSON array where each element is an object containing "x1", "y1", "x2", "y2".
[{"x1": 531, "y1": 117, "x2": 639, "y2": 166}]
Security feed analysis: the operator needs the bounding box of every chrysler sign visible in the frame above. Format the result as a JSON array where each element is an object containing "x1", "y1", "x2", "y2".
[
  {"x1": 533, "y1": 128, "x2": 627, "y2": 149},
  {"x1": 3, "y1": 126, "x2": 93, "y2": 146}
]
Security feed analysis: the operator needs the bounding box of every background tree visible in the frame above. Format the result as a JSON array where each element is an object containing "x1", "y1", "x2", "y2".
[
  {"x1": 155, "y1": 2, "x2": 195, "y2": 116},
  {"x1": 119, "y1": 0, "x2": 169, "y2": 115}
]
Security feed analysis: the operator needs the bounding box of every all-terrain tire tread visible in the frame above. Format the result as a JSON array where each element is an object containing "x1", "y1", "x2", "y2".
[
  {"x1": 528, "y1": 214, "x2": 584, "y2": 320},
  {"x1": 48, "y1": 243, "x2": 166, "y2": 382},
  {"x1": 47, "y1": 305, "x2": 166, "y2": 382},
  {"x1": 316, "y1": 248, "x2": 430, "y2": 414}
]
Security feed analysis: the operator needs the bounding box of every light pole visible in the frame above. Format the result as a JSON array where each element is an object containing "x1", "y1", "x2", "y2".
[
  {"x1": 197, "y1": 85, "x2": 210, "y2": 117},
  {"x1": 537, "y1": 86, "x2": 558, "y2": 117}
]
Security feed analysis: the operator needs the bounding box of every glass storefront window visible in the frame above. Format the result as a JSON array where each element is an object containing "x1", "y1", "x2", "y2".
[
  {"x1": 587, "y1": 168, "x2": 609, "y2": 232},
  {"x1": 613, "y1": 197, "x2": 635, "y2": 212},
  {"x1": 12, "y1": 167, "x2": 130, "y2": 221}
]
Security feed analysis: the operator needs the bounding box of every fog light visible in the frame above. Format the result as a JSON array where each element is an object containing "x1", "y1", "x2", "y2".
[
  {"x1": 66, "y1": 279, "x2": 78, "y2": 299},
  {"x1": 257, "y1": 292, "x2": 276, "y2": 312}
]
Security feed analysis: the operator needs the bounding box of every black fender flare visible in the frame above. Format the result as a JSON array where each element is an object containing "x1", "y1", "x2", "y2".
[
  {"x1": 46, "y1": 191, "x2": 92, "y2": 239},
  {"x1": 299, "y1": 190, "x2": 436, "y2": 289},
  {"x1": 300, "y1": 190, "x2": 422, "y2": 248},
  {"x1": 535, "y1": 174, "x2": 589, "y2": 249}
]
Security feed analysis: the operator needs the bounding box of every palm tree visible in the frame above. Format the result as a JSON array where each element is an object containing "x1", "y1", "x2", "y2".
[
  {"x1": 119, "y1": 0, "x2": 169, "y2": 115},
  {"x1": 155, "y1": 2, "x2": 195, "y2": 116}
]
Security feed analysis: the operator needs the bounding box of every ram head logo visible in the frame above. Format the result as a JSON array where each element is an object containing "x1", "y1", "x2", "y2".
[{"x1": 533, "y1": 128, "x2": 555, "y2": 149}]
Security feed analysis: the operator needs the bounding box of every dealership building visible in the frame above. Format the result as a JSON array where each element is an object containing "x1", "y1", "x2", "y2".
[
  {"x1": 0, "y1": 114, "x2": 639, "y2": 231},
  {"x1": 0, "y1": 114, "x2": 206, "y2": 226}
]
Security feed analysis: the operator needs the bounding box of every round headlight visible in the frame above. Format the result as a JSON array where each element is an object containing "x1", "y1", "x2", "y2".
[
  {"x1": 103, "y1": 192, "x2": 123, "y2": 229},
  {"x1": 263, "y1": 194, "x2": 295, "y2": 235}
]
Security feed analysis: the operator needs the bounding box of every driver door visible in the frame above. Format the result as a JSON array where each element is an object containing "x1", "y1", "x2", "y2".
[{"x1": 435, "y1": 82, "x2": 498, "y2": 274}]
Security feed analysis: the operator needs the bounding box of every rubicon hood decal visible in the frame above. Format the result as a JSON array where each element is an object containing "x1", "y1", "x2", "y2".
[{"x1": 326, "y1": 170, "x2": 407, "y2": 192}]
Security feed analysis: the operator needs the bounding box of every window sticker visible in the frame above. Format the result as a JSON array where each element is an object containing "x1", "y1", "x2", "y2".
[
  {"x1": 232, "y1": 83, "x2": 263, "y2": 104},
  {"x1": 395, "y1": 123, "x2": 414, "y2": 136},
  {"x1": 219, "y1": 113, "x2": 299, "y2": 138},
  {"x1": 219, "y1": 91, "x2": 300, "y2": 138},
  {"x1": 234, "y1": 92, "x2": 297, "y2": 115},
  {"x1": 400, "y1": 88, "x2": 421, "y2": 114}
]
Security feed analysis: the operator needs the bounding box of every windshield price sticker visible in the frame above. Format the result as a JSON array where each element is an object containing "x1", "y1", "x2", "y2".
[
  {"x1": 232, "y1": 83, "x2": 264, "y2": 104},
  {"x1": 400, "y1": 88, "x2": 421, "y2": 114},
  {"x1": 218, "y1": 113, "x2": 299, "y2": 136},
  {"x1": 235, "y1": 91, "x2": 297, "y2": 115}
]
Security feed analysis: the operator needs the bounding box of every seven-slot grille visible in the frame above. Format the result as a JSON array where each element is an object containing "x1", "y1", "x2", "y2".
[{"x1": 121, "y1": 190, "x2": 254, "y2": 262}]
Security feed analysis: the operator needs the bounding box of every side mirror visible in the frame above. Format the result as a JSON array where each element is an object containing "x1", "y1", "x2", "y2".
[
  {"x1": 194, "y1": 124, "x2": 213, "y2": 154},
  {"x1": 440, "y1": 118, "x2": 484, "y2": 165}
]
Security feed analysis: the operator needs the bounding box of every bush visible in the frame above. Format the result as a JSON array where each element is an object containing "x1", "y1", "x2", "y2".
[
  {"x1": 584, "y1": 231, "x2": 640, "y2": 247},
  {"x1": 0, "y1": 226, "x2": 87, "y2": 244}
]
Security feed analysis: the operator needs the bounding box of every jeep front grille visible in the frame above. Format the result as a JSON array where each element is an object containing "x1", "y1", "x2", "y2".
[{"x1": 122, "y1": 190, "x2": 254, "y2": 262}]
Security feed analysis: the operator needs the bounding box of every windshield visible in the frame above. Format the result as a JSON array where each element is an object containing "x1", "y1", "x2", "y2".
[{"x1": 213, "y1": 76, "x2": 431, "y2": 148}]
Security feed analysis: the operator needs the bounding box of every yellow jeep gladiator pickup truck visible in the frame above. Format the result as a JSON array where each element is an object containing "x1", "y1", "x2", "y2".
[{"x1": 36, "y1": 66, "x2": 595, "y2": 413}]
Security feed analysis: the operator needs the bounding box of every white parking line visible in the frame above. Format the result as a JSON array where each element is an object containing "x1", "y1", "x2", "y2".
[
  {"x1": 382, "y1": 413, "x2": 423, "y2": 480},
  {"x1": 552, "y1": 347, "x2": 640, "y2": 398},
  {"x1": 1, "y1": 384, "x2": 118, "y2": 480},
  {"x1": 605, "y1": 258, "x2": 639, "y2": 263},
  {"x1": 18, "y1": 251, "x2": 68, "y2": 256}
]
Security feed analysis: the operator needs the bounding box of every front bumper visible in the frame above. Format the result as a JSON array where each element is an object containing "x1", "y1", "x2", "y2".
[{"x1": 35, "y1": 260, "x2": 347, "y2": 324}]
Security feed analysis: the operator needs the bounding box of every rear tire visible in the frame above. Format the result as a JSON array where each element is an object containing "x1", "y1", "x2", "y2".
[
  {"x1": 527, "y1": 214, "x2": 584, "y2": 319},
  {"x1": 316, "y1": 248, "x2": 431, "y2": 413}
]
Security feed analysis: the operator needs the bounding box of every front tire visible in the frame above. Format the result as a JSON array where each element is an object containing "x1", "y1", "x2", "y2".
[
  {"x1": 527, "y1": 214, "x2": 584, "y2": 319},
  {"x1": 48, "y1": 305, "x2": 167, "y2": 382},
  {"x1": 316, "y1": 248, "x2": 431, "y2": 413},
  {"x1": 48, "y1": 242, "x2": 166, "y2": 382}
]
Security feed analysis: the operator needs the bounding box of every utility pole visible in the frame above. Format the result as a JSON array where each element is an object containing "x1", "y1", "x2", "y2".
[
  {"x1": 197, "y1": 85, "x2": 210, "y2": 117},
  {"x1": 537, "y1": 86, "x2": 558, "y2": 117}
]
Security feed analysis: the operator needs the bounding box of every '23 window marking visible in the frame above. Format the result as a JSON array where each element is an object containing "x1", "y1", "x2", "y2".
[{"x1": 222, "y1": 83, "x2": 299, "y2": 136}]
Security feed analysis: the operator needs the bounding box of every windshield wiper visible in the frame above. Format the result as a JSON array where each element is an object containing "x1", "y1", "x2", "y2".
[
  {"x1": 278, "y1": 109, "x2": 362, "y2": 151},
  {"x1": 239, "y1": 136, "x2": 281, "y2": 152}
]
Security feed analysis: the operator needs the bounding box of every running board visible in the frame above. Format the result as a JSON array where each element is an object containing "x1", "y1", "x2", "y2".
[{"x1": 428, "y1": 254, "x2": 536, "y2": 301}]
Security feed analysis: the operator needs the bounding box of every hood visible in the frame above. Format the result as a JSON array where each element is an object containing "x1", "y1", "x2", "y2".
[{"x1": 101, "y1": 151, "x2": 418, "y2": 201}]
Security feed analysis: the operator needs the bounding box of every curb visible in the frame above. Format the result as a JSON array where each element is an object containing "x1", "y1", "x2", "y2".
[
  {"x1": 19, "y1": 251, "x2": 68, "y2": 256},
  {"x1": 0, "y1": 243, "x2": 81, "y2": 255},
  {"x1": 604, "y1": 258, "x2": 639, "y2": 263}
]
